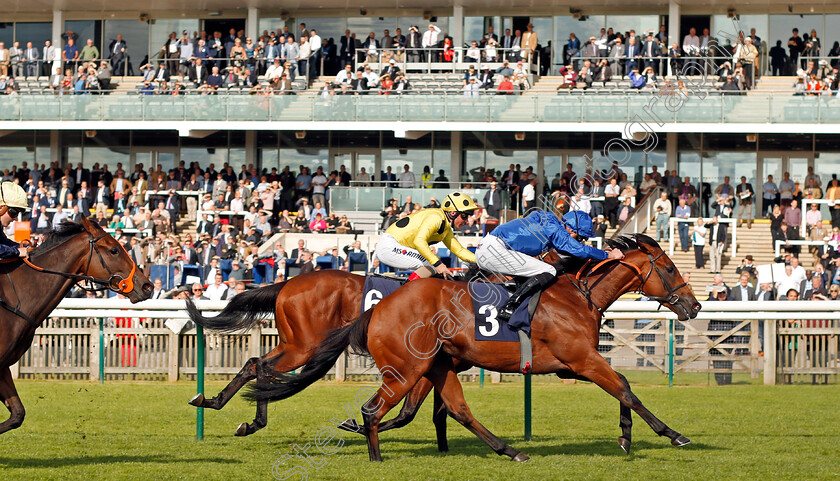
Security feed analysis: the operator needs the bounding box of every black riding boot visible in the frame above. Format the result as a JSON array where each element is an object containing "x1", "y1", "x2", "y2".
[{"x1": 497, "y1": 272, "x2": 555, "y2": 323}]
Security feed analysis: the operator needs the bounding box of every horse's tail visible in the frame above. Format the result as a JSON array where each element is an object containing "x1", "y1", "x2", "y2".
[
  {"x1": 244, "y1": 308, "x2": 374, "y2": 403},
  {"x1": 186, "y1": 282, "x2": 286, "y2": 333}
]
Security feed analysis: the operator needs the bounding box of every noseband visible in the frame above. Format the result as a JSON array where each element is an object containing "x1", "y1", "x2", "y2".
[{"x1": 22, "y1": 224, "x2": 137, "y2": 295}]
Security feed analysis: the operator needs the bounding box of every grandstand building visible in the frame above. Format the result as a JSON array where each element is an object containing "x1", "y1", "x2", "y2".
[{"x1": 1, "y1": 0, "x2": 839, "y2": 197}]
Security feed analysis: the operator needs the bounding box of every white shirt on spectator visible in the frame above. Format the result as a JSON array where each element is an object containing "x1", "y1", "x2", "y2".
[
  {"x1": 312, "y1": 174, "x2": 328, "y2": 194},
  {"x1": 230, "y1": 197, "x2": 245, "y2": 213},
  {"x1": 422, "y1": 26, "x2": 441, "y2": 48},
  {"x1": 310, "y1": 34, "x2": 322, "y2": 53},
  {"x1": 523, "y1": 183, "x2": 535, "y2": 202},
  {"x1": 205, "y1": 283, "x2": 229, "y2": 301},
  {"x1": 398, "y1": 171, "x2": 416, "y2": 188}
]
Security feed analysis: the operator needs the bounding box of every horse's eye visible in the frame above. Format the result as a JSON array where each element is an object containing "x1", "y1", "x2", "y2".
[
  {"x1": 666, "y1": 266, "x2": 675, "y2": 274},
  {"x1": 110, "y1": 247, "x2": 119, "y2": 255}
]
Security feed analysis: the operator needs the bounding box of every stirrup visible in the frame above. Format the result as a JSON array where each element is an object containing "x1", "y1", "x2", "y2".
[{"x1": 517, "y1": 330, "x2": 532, "y2": 374}]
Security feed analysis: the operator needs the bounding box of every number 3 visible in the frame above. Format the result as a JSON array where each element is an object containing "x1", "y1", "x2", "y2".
[{"x1": 478, "y1": 305, "x2": 499, "y2": 337}]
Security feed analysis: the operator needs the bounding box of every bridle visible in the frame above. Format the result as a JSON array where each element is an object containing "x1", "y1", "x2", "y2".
[
  {"x1": 22, "y1": 223, "x2": 137, "y2": 295},
  {"x1": 567, "y1": 249, "x2": 687, "y2": 316}
]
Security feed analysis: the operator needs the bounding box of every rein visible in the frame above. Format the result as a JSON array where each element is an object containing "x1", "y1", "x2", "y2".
[
  {"x1": 22, "y1": 224, "x2": 136, "y2": 295},
  {"x1": 564, "y1": 250, "x2": 685, "y2": 315}
]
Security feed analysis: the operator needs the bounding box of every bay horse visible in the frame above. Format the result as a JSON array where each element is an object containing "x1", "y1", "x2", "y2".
[
  {"x1": 246, "y1": 234, "x2": 701, "y2": 461},
  {"x1": 0, "y1": 217, "x2": 152, "y2": 436},
  {"x1": 186, "y1": 270, "x2": 453, "y2": 438}
]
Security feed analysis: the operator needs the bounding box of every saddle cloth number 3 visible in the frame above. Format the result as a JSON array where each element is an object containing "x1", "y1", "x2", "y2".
[{"x1": 477, "y1": 304, "x2": 499, "y2": 337}]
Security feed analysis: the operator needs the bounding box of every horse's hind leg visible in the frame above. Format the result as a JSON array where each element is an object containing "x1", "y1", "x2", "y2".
[
  {"x1": 0, "y1": 367, "x2": 25, "y2": 435},
  {"x1": 427, "y1": 358, "x2": 527, "y2": 462},
  {"x1": 375, "y1": 377, "x2": 434, "y2": 434},
  {"x1": 190, "y1": 356, "x2": 260, "y2": 409},
  {"x1": 432, "y1": 387, "x2": 449, "y2": 452},
  {"x1": 567, "y1": 353, "x2": 689, "y2": 452},
  {"x1": 234, "y1": 356, "x2": 285, "y2": 436}
]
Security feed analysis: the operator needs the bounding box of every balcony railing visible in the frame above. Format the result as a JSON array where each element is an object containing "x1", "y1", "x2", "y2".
[{"x1": 1, "y1": 93, "x2": 839, "y2": 123}]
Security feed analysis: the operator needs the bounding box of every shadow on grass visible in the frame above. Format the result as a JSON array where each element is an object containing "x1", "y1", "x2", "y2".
[
  {"x1": 351, "y1": 437, "x2": 727, "y2": 459},
  {"x1": 0, "y1": 454, "x2": 241, "y2": 469}
]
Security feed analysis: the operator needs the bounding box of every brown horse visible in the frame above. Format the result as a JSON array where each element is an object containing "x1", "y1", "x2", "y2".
[
  {"x1": 0, "y1": 217, "x2": 152, "y2": 436},
  {"x1": 247, "y1": 234, "x2": 701, "y2": 461},
  {"x1": 186, "y1": 270, "x2": 456, "y2": 438}
]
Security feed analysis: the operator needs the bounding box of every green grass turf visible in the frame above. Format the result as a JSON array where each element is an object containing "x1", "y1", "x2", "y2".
[{"x1": 1, "y1": 375, "x2": 837, "y2": 480}]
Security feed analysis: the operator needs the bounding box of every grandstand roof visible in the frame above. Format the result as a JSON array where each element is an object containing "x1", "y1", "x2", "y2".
[{"x1": 6, "y1": 0, "x2": 840, "y2": 17}]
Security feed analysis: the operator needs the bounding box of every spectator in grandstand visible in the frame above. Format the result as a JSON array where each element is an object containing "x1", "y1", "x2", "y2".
[
  {"x1": 350, "y1": 70, "x2": 369, "y2": 94},
  {"x1": 463, "y1": 76, "x2": 480, "y2": 97},
  {"x1": 652, "y1": 191, "x2": 671, "y2": 242},
  {"x1": 191, "y1": 283, "x2": 209, "y2": 300},
  {"x1": 785, "y1": 199, "x2": 802, "y2": 236},
  {"x1": 729, "y1": 273, "x2": 756, "y2": 301},
  {"x1": 483, "y1": 182, "x2": 502, "y2": 219},
  {"x1": 310, "y1": 167, "x2": 328, "y2": 208},
  {"x1": 398, "y1": 165, "x2": 416, "y2": 188},
  {"x1": 705, "y1": 274, "x2": 731, "y2": 300},
  {"x1": 692, "y1": 217, "x2": 707, "y2": 269},
  {"x1": 512, "y1": 61, "x2": 529, "y2": 91},
  {"x1": 478, "y1": 67, "x2": 494, "y2": 90}
]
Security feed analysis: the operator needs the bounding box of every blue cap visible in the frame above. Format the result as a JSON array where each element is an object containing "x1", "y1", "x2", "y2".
[{"x1": 562, "y1": 211, "x2": 595, "y2": 238}]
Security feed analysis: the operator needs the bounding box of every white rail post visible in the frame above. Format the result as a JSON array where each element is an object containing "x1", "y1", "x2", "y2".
[
  {"x1": 168, "y1": 331, "x2": 179, "y2": 382},
  {"x1": 90, "y1": 321, "x2": 100, "y2": 381},
  {"x1": 764, "y1": 319, "x2": 777, "y2": 385},
  {"x1": 250, "y1": 327, "x2": 261, "y2": 359},
  {"x1": 336, "y1": 351, "x2": 347, "y2": 382},
  {"x1": 10, "y1": 361, "x2": 19, "y2": 379}
]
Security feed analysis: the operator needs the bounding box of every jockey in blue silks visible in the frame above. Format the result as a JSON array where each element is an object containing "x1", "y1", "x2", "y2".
[{"x1": 475, "y1": 210, "x2": 624, "y2": 323}]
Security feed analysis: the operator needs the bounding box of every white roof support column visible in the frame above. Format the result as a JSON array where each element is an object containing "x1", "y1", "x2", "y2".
[
  {"x1": 52, "y1": 10, "x2": 64, "y2": 71},
  {"x1": 246, "y1": 8, "x2": 260, "y2": 43},
  {"x1": 668, "y1": 0, "x2": 681, "y2": 55},
  {"x1": 452, "y1": 5, "x2": 465, "y2": 50},
  {"x1": 450, "y1": 131, "x2": 462, "y2": 183}
]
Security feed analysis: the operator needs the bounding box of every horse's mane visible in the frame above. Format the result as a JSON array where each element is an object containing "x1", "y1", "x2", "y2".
[
  {"x1": 31, "y1": 221, "x2": 87, "y2": 255},
  {"x1": 604, "y1": 233, "x2": 661, "y2": 253}
]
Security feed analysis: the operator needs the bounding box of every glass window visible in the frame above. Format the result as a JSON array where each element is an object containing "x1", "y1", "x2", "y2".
[
  {"x1": 0, "y1": 23, "x2": 12, "y2": 47},
  {"x1": 678, "y1": 152, "x2": 702, "y2": 182},
  {"x1": 298, "y1": 18, "x2": 347, "y2": 45},
  {"x1": 826, "y1": 16, "x2": 840, "y2": 56},
  {"x1": 280, "y1": 149, "x2": 327, "y2": 171},
  {"x1": 259, "y1": 18, "x2": 289, "y2": 37},
  {"x1": 815, "y1": 153, "x2": 840, "y2": 187},
  {"x1": 382, "y1": 150, "x2": 430, "y2": 175},
  {"x1": 346, "y1": 17, "x2": 396, "y2": 40},
  {"x1": 104, "y1": 20, "x2": 150, "y2": 70},
  {"x1": 14, "y1": 22, "x2": 51, "y2": 46},
  {"x1": 464, "y1": 17, "x2": 484, "y2": 45},
  {"x1": 606, "y1": 16, "x2": 659, "y2": 37},
  {"x1": 768, "y1": 15, "x2": 823, "y2": 50},
  {"x1": 150, "y1": 19, "x2": 199, "y2": 60},
  {"x1": 65, "y1": 20, "x2": 101, "y2": 49},
  {"x1": 181, "y1": 148, "x2": 228, "y2": 167},
  {"x1": 712, "y1": 15, "x2": 768, "y2": 49},
  {"x1": 701, "y1": 152, "x2": 757, "y2": 187},
  {"x1": 83, "y1": 147, "x2": 130, "y2": 172},
  {"x1": 0, "y1": 148, "x2": 34, "y2": 172},
  {"x1": 552, "y1": 15, "x2": 606, "y2": 65}
]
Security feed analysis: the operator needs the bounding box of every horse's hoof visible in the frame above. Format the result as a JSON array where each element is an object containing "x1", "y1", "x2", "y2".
[
  {"x1": 335, "y1": 419, "x2": 366, "y2": 435},
  {"x1": 235, "y1": 423, "x2": 249, "y2": 437},
  {"x1": 618, "y1": 437, "x2": 631, "y2": 454},
  {"x1": 671, "y1": 434, "x2": 691, "y2": 447},
  {"x1": 511, "y1": 452, "x2": 530, "y2": 463},
  {"x1": 188, "y1": 393, "x2": 205, "y2": 407}
]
